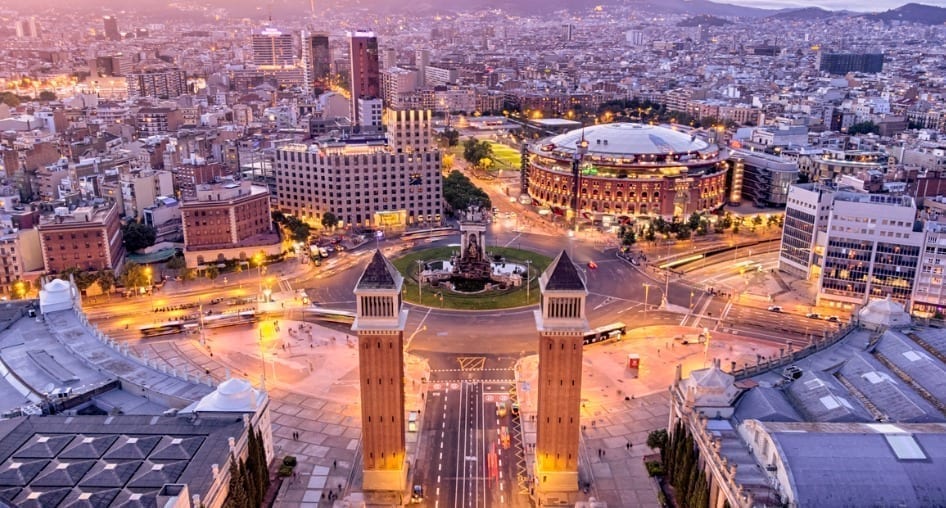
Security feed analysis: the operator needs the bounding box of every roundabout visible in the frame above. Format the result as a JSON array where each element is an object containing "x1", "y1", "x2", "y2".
[{"x1": 391, "y1": 246, "x2": 551, "y2": 310}]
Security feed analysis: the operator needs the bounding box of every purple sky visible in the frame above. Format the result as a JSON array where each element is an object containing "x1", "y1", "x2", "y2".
[{"x1": 720, "y1": 0, "x2": 946, "y2": 11}]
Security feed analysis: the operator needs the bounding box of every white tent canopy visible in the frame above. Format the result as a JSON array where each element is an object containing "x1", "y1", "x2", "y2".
[{"x1": 39, "y1": 278, "x2": 76, "y2": 315}]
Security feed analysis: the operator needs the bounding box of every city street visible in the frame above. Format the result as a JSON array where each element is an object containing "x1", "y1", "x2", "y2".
[{"x1": 81, "y1": 212, "x2": 836, "y2": 507}]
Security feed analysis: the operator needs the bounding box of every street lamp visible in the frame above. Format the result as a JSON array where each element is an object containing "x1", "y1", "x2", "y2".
[
  {"x1": 253, "y1": 252, "x2": 265, "y2": 303},
  {"x1": 144, "y1": 267, "x2": 153, "y2": 310},
  {"x1": 416, "y1": 260, "x2": 424, "y2": 301},
  {"x1": 571, "y1": 132, "x2": 589, "y2": 234},
  {"x1": 525, "y1": 259, "x2": 532, "y2": 304},
  {"x1": 643, "y1": 283, "x2": 652, "y2": 310}
]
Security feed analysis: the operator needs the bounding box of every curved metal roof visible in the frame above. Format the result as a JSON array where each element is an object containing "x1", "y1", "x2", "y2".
[{"x1": 540, "y1": 123, "x2": 711, "y2": 157}]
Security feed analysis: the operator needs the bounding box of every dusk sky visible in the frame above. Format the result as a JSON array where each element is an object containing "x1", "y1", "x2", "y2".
[{"x1": 718, "y1": 0, "x2": 946, "y2": 11}]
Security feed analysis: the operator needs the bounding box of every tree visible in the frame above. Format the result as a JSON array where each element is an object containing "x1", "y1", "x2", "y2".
[
  {"x1": 38, "y1": 90, "x2": 57, "y2": 102},
  {"x1": 119, "y1": 262, "x2": 149, "y2": 291},
  {"x1": 122, "y1": 222, "x2": 157, "y2": 253},
  {"x1": 442, "y1": 170, "x2": 491, "y2": 213},
  {"x1": 225, "y1": 453, "x2": 248, "y2": 508},
  {"x1": 285, "y1": 216, "x2": 310, "y2": 243},
  {"x1": 752, "y1": 215, "x2": 764, "y2": 228},
  {"x1": 647, "y1": 429, "x2": 669, "y2": 452},
  {"x1": 271, "y1": 210, "x2": 286, "y2": 224},
  {"x1": 179, "y1": 267, "x2": 195, "y2": 283},
  {"x1": 442, "y1": 152, "x2": 455, "y2": 173},
  {"x1": 442, "y1": 128, "x2": 460, "y2": 146},
  {"x1": 11, "y1": 279, "x2": 30, "y2": 300},
  {"x1": 462, "y1": 138, "x2": 492, "y2": 166},
  {"x1": 848, "y1": 121, "x2": 879, "y2": 135},
  {"x1": 687, "y1": 212, "x2": 702, "y2": 231},
  {"x1": 619, "y1": 225, "x2": 636, "y2": 247},
  {"x1": 97, "y1": 270, "x2": 116, "y2": 296},
  {"x1": 166, "y1": 255, "x2": 186, "y2": 271},
  {"x1": 0, "y1": 92, "x2": 20, "y2": 108},
  {"x1": 205, "y1": 265, "x2": 220, "y2": 281},
  {"x1": 321, "y1": 212, "x2": 339, "y2": 230}
]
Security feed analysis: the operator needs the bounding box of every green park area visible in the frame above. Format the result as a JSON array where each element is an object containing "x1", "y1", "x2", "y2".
[
  {"x1": 393, "y1": 247, "x2": 552, "y2": 310},
  {"x1": 487, "y1": 141, "x2": 522, "y2": 169}
]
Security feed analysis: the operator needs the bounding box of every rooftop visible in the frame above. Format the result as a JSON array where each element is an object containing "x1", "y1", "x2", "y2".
[
  {"x1": 537, "y1": 123, "x2": 713, "y2": 158},
  {"x1": 540, "y1": 250, "x2": 586, "y2": 292}
]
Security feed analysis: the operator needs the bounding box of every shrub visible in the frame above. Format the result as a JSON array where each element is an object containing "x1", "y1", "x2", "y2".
[
  {"x1": 282, "y1": 455, "x2": 297, "y2": 467},
  {"x1": 646, "y1": 460, "x2": 665, "y2": 477},
  {"x1": 277, "y1": 464, "x2": 294, "y2": 477}
]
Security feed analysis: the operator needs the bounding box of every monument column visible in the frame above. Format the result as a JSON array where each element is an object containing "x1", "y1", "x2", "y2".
[
  {"x1": 533, "y1": 250, "x2": 589, "y2": 494},
  {"x1": 352, "y1": 251, "x2": 410, "y2": 491}
]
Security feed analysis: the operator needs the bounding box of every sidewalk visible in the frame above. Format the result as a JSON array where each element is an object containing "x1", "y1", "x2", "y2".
[{"x1": 515, "y1": 325, "x2": 784, "y2": 507}]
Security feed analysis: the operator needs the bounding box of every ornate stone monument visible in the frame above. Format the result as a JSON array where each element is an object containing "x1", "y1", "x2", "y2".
[{"x1": 453, "y1": 205, "x2": 492, "y2": 280}]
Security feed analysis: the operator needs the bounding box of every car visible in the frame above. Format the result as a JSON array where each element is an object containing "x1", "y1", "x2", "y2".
[
  {"x1": 826, "y1": 316, "x2": 841, "y2": 323},
  {"x1": 767, "y1": 305, "x2": 783, "y2": 312},
  {"x1": 496, "y1": 402, "x2": 507, "y2": 418},
  {"x1": 510, "y1": 402, "x2": 520, "y2": 418},
  {"x1": 588, "y1": 261, "x2": 598, "y2": 269},
  {"x1": 411, "y1": 485, "x2": 424, "y2": 502},
  {"x1": 806, "y1": 312, "x2": 820, "y2": 319}
]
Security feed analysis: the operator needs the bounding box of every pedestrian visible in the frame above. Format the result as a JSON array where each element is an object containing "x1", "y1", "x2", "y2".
[{"x1": 333, "y1": 459, "x2": 337, "y2": 468}]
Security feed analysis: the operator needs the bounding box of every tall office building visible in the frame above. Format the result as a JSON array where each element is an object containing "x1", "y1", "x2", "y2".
[
  {"x1": 352, "y1": 251, "x2": 409, "y2": 490},
  {"x1": 274, "y1": 109, "x2": 442, "y2": 229},
  {"x1": 309, "y1": 33, "x2": 331, "y2": 84},
  {"x1": 252, "y1": 28, "x2": 295, "y2": 67},
  {"x1": 15, "y1": 17, "x2": 40, "y2": 39},
  {"x1": 534, "y1": 250, "x2": 589, "y2": 494},
  {"x1": 817, "y1": 52, "x2": 884, "y2": 74},
  {"x1": 381, "y1": 47, "x2": 397, "y2": 69},
  {"x1": 414, "y1": 49, "x2": 429, "y2": 87},
  {"x1": 349, "y1": 31, "x2": 380, "y2": 125},
  {"x1": 102, "y1": 15, "x2": 121, "y2": 41},
  {"x1": 126, "y1": 67, "x2": 187, "y2": 99},
  {"x1": 779, "y1": 183, "x2": 921, "y2": 310}
]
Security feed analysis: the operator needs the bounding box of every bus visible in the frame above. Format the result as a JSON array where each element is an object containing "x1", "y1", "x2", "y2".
[
  {"x1": 140, "y1": 322, "x2": 185, "y2": 337},
  {"x1": 583, "y1": 322, "x2": 627, "y2": 345},
  {"x1": 306, "y1": 307, "x2": 356, "y2": 324},
  {"x1": 202, "y1": 310, "x2": 259, "y2": 329},
  {"x1": 734, "y1": 260, "x2": 763, "y2": 274},
  {"x1": 401, "y1": 226, "x2": 456, "y2": 242}
]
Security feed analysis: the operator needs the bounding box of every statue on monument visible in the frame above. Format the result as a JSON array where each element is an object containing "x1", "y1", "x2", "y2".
[{"x1": 467, "y1": 233, "x2": 480, "y2": 261}]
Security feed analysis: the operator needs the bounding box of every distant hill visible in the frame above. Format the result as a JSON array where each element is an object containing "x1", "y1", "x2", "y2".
[
  {"x1": 677, "y1": 15, "x2": 733, "y2": 27},
  {"x1": 767, "y1": 7, "x2": 848, "y2": 21},
  {"x1": 862, "y1": 3, "x2": 946, "y2": 25}
]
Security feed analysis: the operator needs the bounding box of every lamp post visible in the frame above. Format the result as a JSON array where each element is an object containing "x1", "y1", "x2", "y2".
[
  {"x1": 253, "y1": 252, "x2": 264, "y2": 304},
  {"x1": 416, "y1": 260, "x2": 424, "y2": 301},
  {"x1": 643, "y1": 283, "x2": 652, "y2": 310},
  {"x1": 571, "y1": 132, "x2": 589, "y2": 234},
  {"x1": 144, "y1": 267, "x2": 153, "y2": 311},
  {"x1": 525, "y1": 259, "x2": 532, "y2": 303}
]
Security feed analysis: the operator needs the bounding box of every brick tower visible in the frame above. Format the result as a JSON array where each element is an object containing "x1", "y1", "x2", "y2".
[
  {"x1": 352, "y1": 251, "x2": 409, "y2": 491},
  {"x1": 533, "y1": 250, "x2": 589, "y2": 493}
]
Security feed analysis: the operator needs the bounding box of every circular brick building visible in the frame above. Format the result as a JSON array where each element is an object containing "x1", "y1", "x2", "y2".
[{"x1": 525, "y1": 123, "x2": 728, "y2": 220}]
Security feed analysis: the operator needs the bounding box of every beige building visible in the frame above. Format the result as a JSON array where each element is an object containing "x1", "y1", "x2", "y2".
[{"x1": 274, "y1": 109, "x2": 442, "y2": 230}]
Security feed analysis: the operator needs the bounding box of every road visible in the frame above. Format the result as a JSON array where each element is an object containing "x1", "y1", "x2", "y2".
[
  {"x1": 85, "y1": 208, "x2": 841, "y2": 506},
  {"x1": 414, "y1": 355, "x2": 527, "y2": 507}
]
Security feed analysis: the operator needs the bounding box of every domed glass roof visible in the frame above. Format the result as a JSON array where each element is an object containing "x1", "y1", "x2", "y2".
[{"x1": 541, "y1": 123, "x2": 711, "y2": 157}]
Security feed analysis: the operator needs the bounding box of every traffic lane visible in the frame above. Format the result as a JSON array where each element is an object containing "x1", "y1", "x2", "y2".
[
  {"x1": 728, "y1": 305, "x2": 842, "y2": 334},
  {"x1": 415, "y1": 384, "x2": 459, "y2": 508},
  {"x1": 481, "y1": 383, "x2": 520, "y2": 507}
]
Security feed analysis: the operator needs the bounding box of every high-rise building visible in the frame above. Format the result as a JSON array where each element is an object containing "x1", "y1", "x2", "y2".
[
  {"x1": 102, "y1": 15, "x2": 121, "y2": 41},
  {"x1": 349, "y1": 31, "x2": 380, "y2": 125},
  {"x1": 15, "y1": 17, "x2": 40, "y2": 39},
  {"x1": 779, "y1": 183, "x2": 921, "y2": 310},
  {"x1": 381, "y1": 47, "x2": 397, "y2": 70},
  {"x1": 274, "y1": 109, "x2": 442, "y2": 229},
  {"x1": 126, "y1": 67, "x2": 187, "y2": 99},
  {"x1": 414, "y1": 49, "x2": 429, "y2": 87},
  {"x1": 252, "y1": 28, "x2": 295, "y2": 67},
  {"x1": 352, "y1": 251, "x2": 409, "y2": 490},
  {"x1": 534, "y1": 250, "x2": 589, "y2": 494},
  {"x1": 817, "y1": 52, "x2": 884, "y2": 74},
  {"x1": 309, "y1": 33, "x2": 331, "y2": 84}
]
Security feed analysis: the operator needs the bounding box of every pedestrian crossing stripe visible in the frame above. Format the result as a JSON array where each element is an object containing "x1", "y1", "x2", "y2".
[
  {"x1": 427, "y1": 379, "x2": 515, "y2": 385},
  {"x1": 430, "y1": 368, "x2": 512, "y2": 373}
]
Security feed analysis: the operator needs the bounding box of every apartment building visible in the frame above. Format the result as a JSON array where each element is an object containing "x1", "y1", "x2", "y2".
[{"x1": 37, "y1": 201, "x2": 124, "y2": 274}]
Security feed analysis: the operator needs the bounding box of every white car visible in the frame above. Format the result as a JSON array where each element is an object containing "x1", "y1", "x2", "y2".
[{"x1": 767, "y1": 305, "x2": 783, "y2": 312}]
